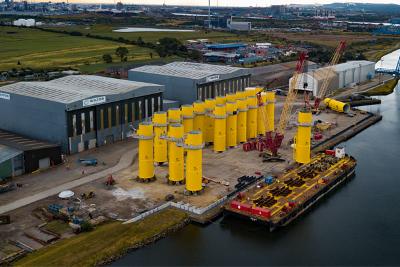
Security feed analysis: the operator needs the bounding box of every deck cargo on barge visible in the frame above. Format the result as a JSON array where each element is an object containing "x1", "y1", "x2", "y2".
[{"x1": 225, "y1": 153, "x2": 356, "y2": 231}]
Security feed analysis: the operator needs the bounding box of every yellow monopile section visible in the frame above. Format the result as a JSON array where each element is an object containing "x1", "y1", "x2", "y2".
[
  {"x1": 152, "y1": 112, "x2": 167, "y2": 164},
  {"x1": 226, "y1": 93, "x2": 237, "y2": 102},
  {"x1": 294, "y1": 111, "x2": 312, "y2": 164},
  {"x1": 245, "y1": 87, "x2": 257, "y2": 97},
  {"x1": 185, "y1": 131, "x2": 203, "y2": 193},
  {"x1": 193, "y1": 101, "x2": 205, "y2": 142},
  {"x1": 167, "y1": 108, "x2": 181, "y2": 129},
  {"x1": 236, "y1": 90, "x2": 246, "y2": 99},
  {"x1": 323, "y1": 98, "x2": 350, "y2": 113},
  {"x1": 246, "y1": 96, "x2": 258, "y2": 139},
  {"x1": 168, "y1": 123, "x2": 184, "y2": 183},
  {"x1": 204, "y1": 98, "x2": 216, "y2": 144},
  {"x1": 216, "y1": 96, "x2": 226, "y2": 105},
  {"x1": 257, "y1": 93, "x2": 267, "y2": 136},
  {"x1": 236, "y1": 98, "x2": 248, "y2": 143},
  {"x1": 213, "y1": 104, "x2": 227, "y2": 152},
  {"x1": 137, "y1": 122, "x2": 154, "y2": 180},
  {"x1": 226, "y1": 101, "x2": 238, "y2": 148},
  {"x1": 265, "y1": 91, "x2": 275, "y2": 132},
  {"x1": 181, "y1": 105, "x2": 194, "y2": 134}
]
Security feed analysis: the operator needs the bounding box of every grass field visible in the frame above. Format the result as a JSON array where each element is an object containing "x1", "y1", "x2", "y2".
[
  {"x1": 15, "y1": 209, "x2": 188, "y2": 267},
  {"x1": 0, "y1": 26, "x2": 156, "y2": 72},
  {"x1": 362, "y1": 78, "x2": 399, "y2": 96}
]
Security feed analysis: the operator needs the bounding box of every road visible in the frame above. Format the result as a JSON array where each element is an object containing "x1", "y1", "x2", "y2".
[{"x1": 0, "y1": 149, "x2": 137, "y2": 215}]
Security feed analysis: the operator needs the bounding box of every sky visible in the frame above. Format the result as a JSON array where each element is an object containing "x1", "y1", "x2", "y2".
[{"x1": 26, "y1": 0, "x2": 398, "y2": 6}]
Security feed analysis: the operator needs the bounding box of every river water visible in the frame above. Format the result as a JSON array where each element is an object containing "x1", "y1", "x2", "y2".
[{"x1": 112, "y1": 83, "x2": 400, "y2": 266}]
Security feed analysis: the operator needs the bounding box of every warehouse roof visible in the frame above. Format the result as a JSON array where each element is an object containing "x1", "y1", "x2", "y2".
[
  {"x1": 333, "y1": 60, "x2": 375, "y2": 72},
  {"x1": 0, "y1": 144, "x2": 22, "y2": 164},
  {"x1": 130, "y1": 62, "x2": 247, "y2": 80},
  {"x1": 0, "y1": 129, "x2": 60, "y2": 152},
  {"x1": 0, "y1": 75, "x2": 163, "y2": 104}
]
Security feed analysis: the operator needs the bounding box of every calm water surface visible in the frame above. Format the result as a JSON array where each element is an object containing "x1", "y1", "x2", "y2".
[{"x1": 113, "y1": 83, "x2": 400, "y2": 266}]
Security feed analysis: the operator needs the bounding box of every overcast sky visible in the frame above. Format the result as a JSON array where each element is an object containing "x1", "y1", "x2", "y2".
[{"x1": 27, "y1": 0, "x2": 398, "y2": 6}]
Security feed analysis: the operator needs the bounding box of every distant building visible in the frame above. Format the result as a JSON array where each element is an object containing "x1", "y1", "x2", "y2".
[
  {"x1": 0, "y1": 75, "x2": 164, "y2": 154},
  {"x1": 129, "y1": 62, "x2": 251, "y2": 104},
  {"x1": 13, "y1": 18, "x2": 35, "y2": 27},
  {"x1": 227, "y1": 17, "x2": 251, "y2": 31}
]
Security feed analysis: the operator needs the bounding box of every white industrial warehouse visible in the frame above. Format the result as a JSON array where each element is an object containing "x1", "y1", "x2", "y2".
[{"x1": 291, "y1": 60, "x2": 376, "y2": 96}]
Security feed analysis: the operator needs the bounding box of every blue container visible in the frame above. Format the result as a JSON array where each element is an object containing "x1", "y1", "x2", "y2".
[{"x1": 264, "y1": 176, "x2": 274, "y2": 185}]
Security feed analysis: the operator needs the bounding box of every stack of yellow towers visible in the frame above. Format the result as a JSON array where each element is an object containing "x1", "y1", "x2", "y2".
[
  {"x1": 226, "y1": 101, "x2": 238, "y2": 148},
  {"x1": 168, "y1": 108, "x2": 181, "y2": 128},
  {"x1": 204, "y1": 98, "x2": 216, "y2": 144},
  {"x1": 185, "y1": 131, "x2": 203, "y2": 193},
  {"x1": 265, "y1": 92, "x2": 275, "y2": 132},
  {"x1": 226, "y1": 93, "x2": 236, "y2": 102},
  {"x1": 294, "y1": 111, "x2": 312, "y2": 164},
  {"x1": 246, "y1": 95, "x2": 258, "y2": 139},
  {"x1": 168, "y1": 123, "x2": 184, "y2": 184},
  {"x1": 245, "y1": 87, "x2": 257, "y2": 97},
  {"x1": 193, "y1": 101, "x2": 206, "y2": 142},
  {"x1": 216, "y1": 95, "x2": 226, "y2": 105},
  {"x1": 236, "y1": 97, "x2": 248, "y2": 144},
  {"x1": 181, "y1": 105, "x2": 194, "y2": 134},
  {"x1": 213, "y1": 104, "x2": 227, "y2": 152},
  {"x1": 152, "y1": 112, "x2": 167, "y2": 165},
  {"x1": 257, "y1": 93, "x2": 267, "y2": 136},
  {"x1": 137, "y1": 122, "x2": 155, "y2": 181}
]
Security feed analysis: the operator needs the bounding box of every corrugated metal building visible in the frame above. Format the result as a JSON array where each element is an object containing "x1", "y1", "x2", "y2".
[
  {"x1": 0, "y1": 130, "x2": 61, "y2": 176},
  {"x1": 128, "y1": 62, "x2": 251, "y2": 104},
  {"x1": 290, "y1": 60, "x2": 375, "y2": 96},
  {"x1": 0, "y1": 75, "x2": 164, "y2": 154}
]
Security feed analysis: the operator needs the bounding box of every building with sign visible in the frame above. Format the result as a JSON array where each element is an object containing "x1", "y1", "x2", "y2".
[
  {"x1": 0, "y1": 75, "x2": 164, "y2": 154},
  {"x1": 128, "y1": 62, "x2": 251, "y2": 104}
]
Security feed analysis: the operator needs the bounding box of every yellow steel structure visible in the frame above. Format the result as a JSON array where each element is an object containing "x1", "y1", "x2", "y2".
[
  {"x1": 152, "y1": 112, "x2": 168, "y2": 164},
  {"x1": 294, "y1": 111, "x2": 312, "y2": 164},
  {"x1": 216, "y1": 96, "x2": 226, "y2": 105},
  {"x1": 257, "y1": 93, "x2": 267, "y2": 136},
  {"x1": 167, "y1": 108, "x2": 181, "y2": 128},
  {"x1": 236, "y1": 97, "x2": 248, "y2": 143},
  {"x1": 236, "y1": 91, "x2": 246, "y2": 99},
  {"x1": 323, "y1": 98, "x2": 350, "y2": 113},
  {"x1": 168, "y1": 123, "x2": 184, "y2": 183},
  {"x1": 137, "y1": 122, "x2": 155, "y2": 180},
  {"x1": 193, "y1": 101, "x2": 206, "y2": 142},
  {"x1": 213, "y1": 104, "x2": 227, "y2": 152},
  {"x1": 226, "y1": 101, "x2": 238, "y2": 147},
  {"x1": 181, "y1": 105, "x2": 194, "y2": 134},
  {"x1": 204, "y1": 98, "x2": 216, "y2": 144},
  {"x1": 246, "y1": 96, "x2": 258, "y2": 139},
  {"x1": 226, "y1": 93, "x2": 237, "y2": 102},
  {"x1": 265, "y1": 91, "x2": 275, "y2": 132},
  {"x1": 185, "y1": 131, "x2": 203, "y2": 193}
]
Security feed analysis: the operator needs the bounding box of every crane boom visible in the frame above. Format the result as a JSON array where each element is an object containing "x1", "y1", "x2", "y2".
[{"x1": 314, "y1": 41, "x2": 346, "y2": 109}]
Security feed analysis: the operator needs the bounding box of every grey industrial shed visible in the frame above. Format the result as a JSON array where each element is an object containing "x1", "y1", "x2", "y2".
[
  {"x1": 0, "y1": 75, "x2": 164, "y2": 154},
  {"x1": 128, "y1": 62, "x2": 251, "y2": 104}
]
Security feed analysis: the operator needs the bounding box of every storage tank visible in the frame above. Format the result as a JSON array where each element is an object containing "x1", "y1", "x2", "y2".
[
  {"x1": 236, "y1": 97, "x2": 248, "y2": 143},
  {"x1": 213, "y1": 104, "x2": 227, "y2": 152},
  {"x1": 136, "y1": 122, "x2": 155, "y2": 181},
  {"x1": 152, "y1": 112, "x2": 168, "y2": 165},
  {"x1": 204, "y1": 98, "x2": 216, "y2": 144},
  {"x1": 168, "y1": 123, "x2": 184, "y2": 184},
  {"x1": 185, "y1": 131, "x2": 203, "y2": 193},
  {"x1": 246, "y1": 96, "x2": 258, "y2": 139},
  {"x1": 226, "y1": 101, "x2": 238, "y2": 148},
  {"x1": 294, "y1": 111, "x2": 312, "y2": 164},
  {"x1": 324, "y1": 98, "x2": 350, "y2": 113},
  {"x1": 193, "y1": 101, "x2": 205, "y2": 142},
  {"x1": 181, "y1": 105, "x2": 194, "y2": 134}
]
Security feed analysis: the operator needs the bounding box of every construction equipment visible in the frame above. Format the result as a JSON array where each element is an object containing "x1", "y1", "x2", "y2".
[
  {"x1": 105, "y1": 175, "x2": 116, "y2": 187},
  {"x1": 81, "y1": 191, "x2": 95, "y2": 200},
  {"x1": 202, "y1": 176, "x2": 230, "y2": 186},
  {"x1": 313, "y1": 41, "x2": 347, "y2": 111}
]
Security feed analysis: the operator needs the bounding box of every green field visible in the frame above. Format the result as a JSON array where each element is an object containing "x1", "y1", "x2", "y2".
[
  {"x1": 15, "y1": 209, "x2": 188, "y2": 267},
  {"x1": 362, "y1": 78, "x2": 399, "y2": 96},
  {"x1": 45, "y1": 24, "x2": 239, "y2": 43},
  {"x1": 0, "y1": 26, "x2": 156, "y2": 72}
]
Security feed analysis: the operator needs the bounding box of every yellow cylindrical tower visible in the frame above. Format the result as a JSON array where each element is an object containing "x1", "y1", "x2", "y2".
[
  {"x1": 257, "y1": 93, "x2": 267, "y2": 136},
  {"x1": 245, "y1": 87, "x2": 257, "y2": 97},
  {"x1": 246, "y1": 96, "x2": 258, "y2": 140},
  {"x1": 204, "y1": 98, "x2": 216, "y2": 144},
  {"x1": 167, "y1": 108, "x2": 181, "y2": 128},
  {"x1": 152, "y1": 112, "x2": 167, "y2": 165},
  {"x1": 236, "y1": 90, "x2": 246, "y2": 99},
  {"x1": 216, "y1": 95, "x2": 226, "y2": 105},
  {"x1": 294, "y1": 111, "x2": 312, "y2": 164},
  {"x1": 213, "y1": 104, "x2": 227, "y2": 152},
  {"x1": 193, "y1": 101, "x2": 205, "y2": 142},
  {"x1": 236, "y1": 98, "x2": 248, "y2": 143},
  {"x1": 181, "y1": 105, "x2": 194, "y2": 134},
  {"x1": 185, "y1": 131, "x2": 203, "y2": 193},
  {"x1": 226, "y1": 93, "x2": 237, "y2": 103},
  {"x1": 265, "y1": 91, "x2": 275, "y2": 132},
  {"x1": 226, "y1": 101, "x2": 238, "y2": 148},
  {"x1": 323, "y1": 98, "x2": 350, "y2": 113},
  {"x1": 136, "y1": 122, "x2": 155, "y2": 181},
  {"x1": 168, "y1": 123, "x2": 184, "y2": 184}
]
